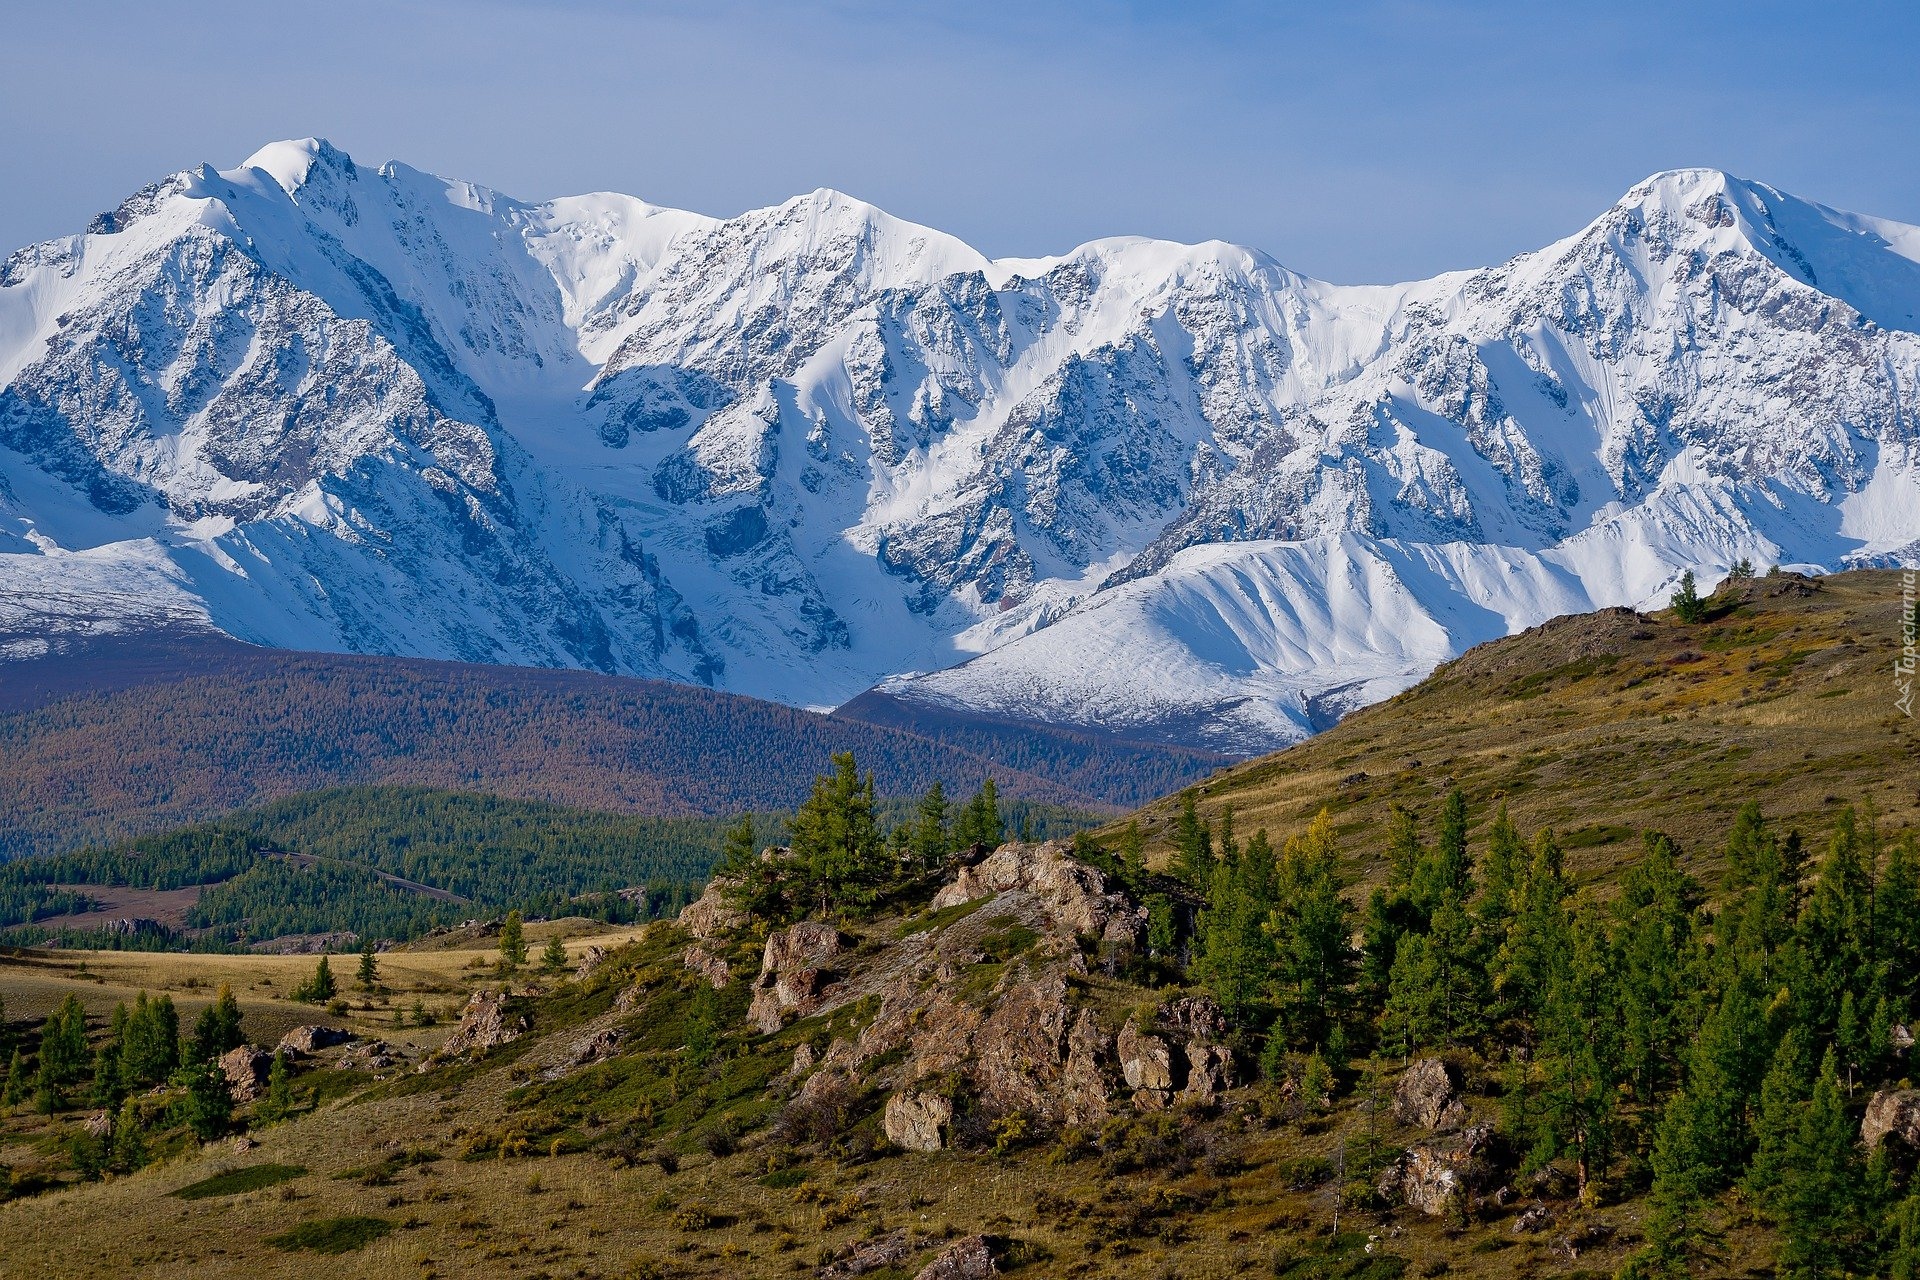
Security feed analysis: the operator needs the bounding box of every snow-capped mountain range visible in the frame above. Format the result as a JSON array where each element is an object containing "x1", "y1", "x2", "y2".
[{"x1": 3, "y1": 139, "x2": 1917, "y2": 753}]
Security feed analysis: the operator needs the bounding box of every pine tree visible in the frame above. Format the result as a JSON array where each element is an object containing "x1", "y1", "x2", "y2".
[
  {"x1": 175, "y1": 1059, "x2": 232, "y2": 1142},
  {"x1": 1670, "y1": 569, "x2": 1706, "y2": 623},
  {"x1": 1654, "y1": 973, "x2": 1770, "y2": 1190},
  {"x1": 541, "y1": 934, "x2": 569, "y2": 973},
  {"x1": 1745, "y1": 1025, "x2": 1815, "y2": 1218},
  {"x1": 716, "y1": 813, "x2": 794, "y2": 924},
  {"x1": 789, "y1": 752, "x2": 890, "y2": 917},
  {"x1": 35, "y1": 994, "x2": 91, "y2": 1105},
  {"x1": 1778, "y1": 1050, "x2": 1864, "y2": 1277},
  {"x1": 118, "y1": 991, "x2": 180, "y2": 1088},
  {"x1": 2, "y1": 1048, "x2": 27, "y2": 1107},
  {"x1": 256, "y1": 1050, "x2": 293, "y2": 1124},
  {"x1": 357, "y1": 939, "x2": 379, "y2": 990},
  {"x1": 1172, "y1": 790, "x2": 1214, "y2": 891},
  {"x1": 111, "y1": 1098, "x2": 147, "y2": 1172},
  {"x1": 1410, "y1": 788, "x2": 1471, "y2": 916},
  {"x1": 1197, "y1": 827, "x2": 1274, "y2": 1023},
  {"x1": 1118, "y1": 820, "x2": 1146, "y2": 884},
  {"x1": 1531, "y1": 906, "x2": 1622, "y2": 1199},
  {"x1": 189, "y1": 984, "x2": 244, "y2": 1063},
  {"x1": 1473, "y1": 804, "x2": 1525, "y2": 950},
  {"x1": 952, "y1": 778, "x2": 1003, "y2": 853},
  {"x1": 1265, "y1": 813, "x2": 1352, "y2": 1051},
  {"x1": 910, "y1": 781, "x2": 950, "y2": 868},
  {"x1": 1612, "y1": 833, "x2": 1701, "y2": 1105},
  {"x1": 499, "y1": 914, "x2": 527, "y2": 969},
  {"x1": 1493, "y1": 832, "x2": 1570, "y2": 1027}
]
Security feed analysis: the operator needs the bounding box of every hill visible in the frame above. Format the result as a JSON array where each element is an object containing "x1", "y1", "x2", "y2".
[
  {"x1": 1126, "y1": 568, "x2": 1920, "y2": 888},
  {"x1": 0, "y1": 633, "x2": 1221, "y2": 857}
]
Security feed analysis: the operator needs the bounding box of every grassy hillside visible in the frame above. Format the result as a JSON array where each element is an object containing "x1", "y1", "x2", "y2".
[
  {"x1": 0, "y1": 633, "x2": 1221, "y2": 857},
  {"x1": 1127, "y1": 569, "x2": 1919, "y2": 889}
]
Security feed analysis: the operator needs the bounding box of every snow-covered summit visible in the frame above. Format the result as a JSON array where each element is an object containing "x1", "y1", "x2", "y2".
[{"x1": 1, "y1": 140, "x2": 1916, "y2": 751}]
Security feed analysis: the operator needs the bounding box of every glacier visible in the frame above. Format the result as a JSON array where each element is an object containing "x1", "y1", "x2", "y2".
[{"x1": 1, "y1": 139, "x2": 1916, "y2": 752}]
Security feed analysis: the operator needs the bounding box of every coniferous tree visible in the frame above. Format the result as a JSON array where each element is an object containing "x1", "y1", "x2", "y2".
[
  {"x1": 1473, "y1": 804, "x2": 1525, "y2": 951},
  {"x1": 541, "y1": 934, "x2": 569, "y2": 973},
  {"x1": 119, "y1": 991, "x2": 180, "y2": 1088},
  {"x1": 910, "y1": 781, "x2": 950, "y2": 869},
  {"x1": 3, "y1": 1048, "x2": 28, "y2": 1107},
  {"x1": 1531, "y1": 906, "x2": 1622, "y2": 1199},
  {"x1": 1745, "y1": 1024, "x2": 1816, "y2": 1218},
  {"x1": 357, "y1": 939, "x2": 379, "y2": 990},
  {"x1": 1777, "y1": 1050, "x2": 1865, "y2": 1277},
  {"x1": 35, "y1": 994, "x2": 91, "y2": 1105},
  {"x1": 175, "y1": 1059, "x2": 231, "y2": 1142},
  {"x1": 1611, "y1": 833, "x2": 1701, "y2": 1106},
  {"x1": 498, "y1": 913, "x2": 527, "y2": 968},
  {"x1": 1670, "y1": 569, "x2": 1706, "y2": 623},
  {"x1": 789, "y1": 752, "x2": 890, "y2": 917},
  {"x1": 1494, "y1": 832, "x2": 1570, "y2": 1028},
  {"x1": 952, "y1": 778, "x2": 1003, "y2": 853},
  {"x1": 1117, "y1": 820, "x2": 1146, "y2": 884},
  {"x1": 1266, "y1": 813, "x2": 1352, "y2": 1051},
  {"x1": 256, "y1": 1050, "x2": 294, "y2": 1125},
  {"x1": 110, "y1": 1098, "x2": 147, "y2": 1172},
  {"x1": 1197, "y1": 828, "x2": 1274, "y2": 1023},
  {"x1": 189, "y1": 984, "x2": 244, "y2": 1063},
  {"x1": 1171, "y1": 790, "x2": 1214, "y2": 891}
]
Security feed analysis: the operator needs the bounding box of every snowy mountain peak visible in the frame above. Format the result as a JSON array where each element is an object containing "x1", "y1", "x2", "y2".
[{"x1": 1, "y1": 144, "x2": 1916, "y2": 752}]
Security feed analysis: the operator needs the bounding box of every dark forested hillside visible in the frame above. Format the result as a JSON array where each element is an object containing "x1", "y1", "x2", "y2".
[{"x1": 0, "y1": 633, "x2": 1218, "y2": 857}]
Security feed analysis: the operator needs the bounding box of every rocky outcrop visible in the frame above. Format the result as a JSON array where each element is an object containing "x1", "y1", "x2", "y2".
[
  {"x1": 277, "y1": 1025, "x2": 352, "y2": 1056},
  {"x1": 683, "y1": 944, "x2": 731, "y2": 989},
  {"x1": 746, "y1": 922, "x2": 845, "y2": 1033},
  {"x1": 821, "y1": 1229, "x2": 919, "y2": 1278},
  {"x1": 1395, "y1": 1057, "x2": 1467, "y2": 1131},
  {"x1": 424, "y1": 989, "x2": 529, "y2": 1066},
  {"x1": 969, "y1": 977, "x2": 1109, "y2": 1126},
  {"x1": 914, "y1": 1235, "x2": 998, "y2": 1280},
  {"x1": 931, "y1": 841, "x2": 1136, "y2": 941},
  {"x1": 547, "y1": 1026, "x2": 623, "y2": 1078},
  {"x1": 220, "y1": 1046, "x2": 274, "y2": 1101},
  {"x1": 676, "y1": 879, "x2": 746, "y2": 942},
  {"x1": 338, "y1": 1040, "x2": 402, "y2": 1072},
  {"x1": 1182, "y1": 1042, "x2": 1233, "y2": 1104},
  {"x1": 571, "y1": 946, "x2": 608, "y2": 980},
  {"x1": 1119, "y1": 1015, "x2": 1175, "y2": 1109},
  {"x1": 1864, "y1": 1089, "x2": 1920, "y2": 1149},
  {"x1": 1379, "y1": 1123, "x2": 1495, "y2": 1216},
  {"x1": 884, "y1": 1091, "x2": 953, "y2": 1152}
]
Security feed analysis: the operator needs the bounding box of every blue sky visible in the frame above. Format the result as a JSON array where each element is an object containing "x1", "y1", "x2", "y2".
[{"x1": 4, "y1": 0, "x2": 1917, "y2": 282}]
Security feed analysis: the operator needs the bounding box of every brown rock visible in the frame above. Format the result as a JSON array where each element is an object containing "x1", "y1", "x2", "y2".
[
  {"x1": 1182, "y1": 1041, "x2": 1233, "y2": 1103},
  {"x1": 277, "y1": 1024, "x2": 352, "y2": 1056},
  {"x1": 1863, "y1": 1088, "x2": 1920, "y2": 1149},
  {"x1": 82, "y1": 1111, "x2": 113, "y2": 1139},
  {"x1": 884, "y1": 1091, "x2": 953, "y2": 1152},
  {"x1": 1118, "y1": 1015, "x2": 1174, "y2": 1093},
  {"x1": 572, "y1": 945, "x2": 608, "y2": 980},
  {"x1": 424, "y1": 989, "x2": 528, "y2": 1066},
  {"x1": 822, "y1": 1228, "x2": 918, "y2": 1277},
  {"x1": 1164, "y1": 995, "x2": 1228, "y2": 1042},
  {"x1": 789, "y1": 1042, "x2": 816, "y2": 1076},
  {"x1": 929, "y1": 840, "x2": 1131, "y2": 938},
  {"x1": 676, "y1": 878, "x2": 746, "y2": 941},
  {"x1": 914, "y1": 1234, "x2": 998, "y2": 1280},
  {"x1": 1395, "y1": 1057, "x2": 1467, "y2": 1131},
  {"x1": 746, "y1": 922, "x2": 845, "y2": 1033},
  {"x1": 1061, "y1": 1008, "x2": 1111, "y2": 1126},
  {"x1": 220, "y1": 1046, "x2": 274, "y2": 1101},
  {"x1": 544, "y1": 1026, "x2": 622, "y2": 1078},
  {"x1": 683, "y1": 944, "x2": 731, "y2": 989},
  {"x1": 1378, "y1": 1123, "x2": 1494, "y2": 1215}
]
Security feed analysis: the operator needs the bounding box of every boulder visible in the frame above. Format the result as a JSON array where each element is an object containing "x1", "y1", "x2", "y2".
[
  {"x1": 1863, "y1": 1088, "x2": 1920, "y2": 1149},
  {"x1": 676, "y1": 878, "x2": 746, "y2": 942},
  {"x1": 914, "y1": 1235, "x2": 998, "y2": 1280},
  {"x1": 1395, "y1": 1057, "x2": 1467, "y2": 1131},
  {"x1": 683, "y1": 944, "x2": 731, "y2": 989},
  {"x1": 1182, "y1": 1041, "x2": 1233, "y2": 1104},
  {"x1": 746, "y1": 922, "x2": 846, "y2": 1033},
  {"x1": 423, "y1": 989, "x2": 528, "y2": 1066},
  {"x1": 822, "y1": 1228, "x2": 918, "y2": 1278},
  {"x1": 884, "y1": 1091, "x2": 953, "y2": 1152},
  {"x1": 1118, "y1": 1014, "x2": 1174, "y2": 1108},
  {"x1": 278, "y1": 1024, "x2": 352, "y2": 1056},
  {"x1": 220, "y1": 1046, "x2": 274, "y2": 1101},
  {"x1": 81, "y1": 1110, "x2": 113, "y2": 1139},
  {"x1": 1378, "y1": 1123, "x2": 1494, "y2": 1216},
  {"x1": 789, "y1": 1042, "x2": 816, "y2": 1076},
  {"x1": 1061, "y1": 1008, "x2": 1112, "y2": 1126},
  {"x1": 929, "y1": 840, "x2": 1131, "y2": 938},
  {"x1": 1164, "y1": 995, "x2": 1228, "y2": 1043},
  {"x1": 561, "y1": 1026, "x2": 623, "y2": 1072},
  {"x1": 338, "y1": 1040, "x2": 401, "y2": 1072}
]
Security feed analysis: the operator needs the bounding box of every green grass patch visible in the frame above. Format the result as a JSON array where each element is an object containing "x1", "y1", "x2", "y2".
[
  {"x1": 757, "y1": 1165, "x2": 812, "y2": 1189},
  {"x1": 171, "y1": 1163, "x2": 308, "y2": 1200},
  {"x1": 266, "y1": 1215, "x2": 394, "y2": 1254}
]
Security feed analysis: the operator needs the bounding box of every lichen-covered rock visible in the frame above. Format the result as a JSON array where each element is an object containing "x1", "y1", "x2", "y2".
[
  {"x1": 81, "y1": 1110, "x2": 113, "y2": 1139},
  {"x1": 822, "y1": 1228, "x2": 919, "y2": 1277},
  {"x1": 1164, "y1": 995, "x2": 1228, "y2": 1043},
  {"x1": 1378, "y1": 1122, "x2": 1495, "y2": 1216},
  {"x1": 930, "y1": 840, "x2": 1132, "y2": 938},
  {"x1": 1863, "y1": 1088, "x2": 1920, "y2": 1149},
  {"x1": 1062, "y1": 1008, "x2": 1112, "y2": 1126},
  {"x1": 1182, "y1": 1041, "x2": 1233, "y2": 1103},
  {"x1": 424, "y1": 989, "x2": 529, "y2": 1066},
  {"x1": 676, "y1": 878, "x2": 746, "y2": 942},
  {"x1": 683, "y1": 944, "x2": 730, "y2": 989},
  {"x1": 1118, "y1": 1014, "x2": 1175, "y2": 1108},
  {"x1": 884, "y1": 1091, "x2": 953, "y2": 1152},
  {"x1": 914, "y1": 1234, "x2": 998, "y2": 1280},
  {"x1": 220, "y1": 1046, "x2": 274, "y2": 1100},
  {"x1": 572, "y1": 945, "x2": 608, "y2": 980},
  {"x1": 338, "y1": 1040, "x2": 401, "y2": 1072},
  {"x1": 277, "y1": 1024, "x2": 352, "y2": 1056},
  {"x1": 1395, "y1": 1057, "x2": 1467, "y2": 1131},
  {"x1": 746, "y1": 922, "x2": 845, "y2": 1032}
]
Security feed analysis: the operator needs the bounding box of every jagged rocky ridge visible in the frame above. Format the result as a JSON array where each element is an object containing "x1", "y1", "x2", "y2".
[{"x1": 3, "y1": 140, "x2": 1918, "y2": 751}]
